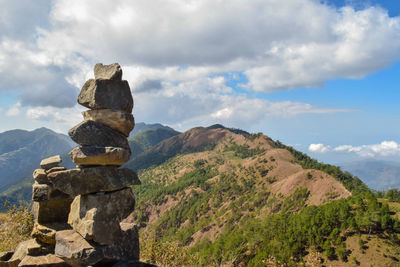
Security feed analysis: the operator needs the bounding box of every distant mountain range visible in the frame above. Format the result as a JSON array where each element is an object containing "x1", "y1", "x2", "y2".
[
  {"x1": 1, "y1": 124, "x2": 399, "y2": 265},
  {"x1": 340, "y1": 159, "x2": 400, "y2": 191},
  {"x1": 0, "y1": 123, "x2": 180, "y2": 207}
]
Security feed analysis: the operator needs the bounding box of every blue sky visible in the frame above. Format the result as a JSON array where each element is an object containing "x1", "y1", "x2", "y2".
[{"x1": 0, "y1": 0, "x2": 400, "y2": 164}]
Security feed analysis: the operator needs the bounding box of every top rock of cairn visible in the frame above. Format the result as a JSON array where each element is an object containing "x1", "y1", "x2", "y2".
[
  {"x1": 78, "y1": 63, "x2": 133, "y2": 113},
  {"x1": 94, "y1": 63, "x2": 122, "y2": 80}
]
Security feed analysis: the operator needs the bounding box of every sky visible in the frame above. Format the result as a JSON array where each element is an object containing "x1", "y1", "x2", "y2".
[{"x1": 0, "y1": 0, "x2": 400, "y2": 164}]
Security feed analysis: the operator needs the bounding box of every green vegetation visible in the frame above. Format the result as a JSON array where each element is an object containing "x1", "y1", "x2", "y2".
[
  {"x1": 377, "y1": 189, "x2": 400, "y2": 202},
  {"x1": 132, "y1": 139, "x2": 400, "y2": 266},
  {"x1": 223, "y1": 144, "x2": 265, "y2": 159},
  {"x1": 274, "y1": 140, "x2": 369, "y2": 194},
  {"x1": 191, "y1": 193, "x2": 400, "y2": 266},
  {"x1": 0, "y1": 202, "x2": 33, "y2": 251}
]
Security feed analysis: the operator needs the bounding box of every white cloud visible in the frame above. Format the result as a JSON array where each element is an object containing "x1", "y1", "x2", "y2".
[
  {"x1": 132, "y1": 76, "x2": 348, "y2": 131},
  {"x1": 0, "y1": 0, "x2": 399, "y2": 130},
  {"x1": 308, "y1": 143, "x2": 331, "y2": 153},
  {"x1": 334, "y1": 141, "x2": 400, "y2": 157},
  {"x1": 5, "y1": 102, "x2": 21, "y2": 116},
  {"x1": 26, "y1": 105, "x2": 84, "y2": 132}
]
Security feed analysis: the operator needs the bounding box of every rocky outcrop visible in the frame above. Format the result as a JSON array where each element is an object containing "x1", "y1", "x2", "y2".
[{"x1": 1, "y1": 63, "x2": 143, "y2": 266}]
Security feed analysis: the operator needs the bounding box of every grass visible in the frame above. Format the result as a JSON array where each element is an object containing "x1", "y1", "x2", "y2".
[{"x1": 0, "y1": 202, "x2": 33, "y2": 252}]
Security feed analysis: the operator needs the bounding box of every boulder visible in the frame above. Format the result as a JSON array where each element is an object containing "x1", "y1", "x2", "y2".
[
  {"x1": 40, "y1": 156, "x2": 62, "y2": 170},
  {"x1": 68, "y1": 120, "x2": 130, "y2": 149},
  {"x1": 68, "y1": 188, "x2": 135, "y2": 245},
  {"x1": 69, "y1": 146, "x2": 131, "y2": 166},
  {"x1": 45, "y1": 166, "x2": 66, "y2": 175},
  {"x1": 31, "y1": 223, "x2": 70, "y2": 245},
  {"x1": 55, "y1": 230, "x2": 103, "y2": 267},
  {"x1": 32, "y1": 169, "x2": 48, "y2": 184},
  {"x1": 78, "y1": 79, "x2": 133, "y2": 113},
  {"x1": 82, "y1": 109, "x2": 135, "y2": 136},
  {"x1": 94, "y1": 63, "x2": 122, "y2": 80},
  {"x1": 48, "y1": 167, "x2": 140, "y2": 196},
  {"x1": 32, "y1": 198, "x2": 72, "y2": 224},
  {"x1": 18, "y1": 255, "x2": 69, "y2": 267}
]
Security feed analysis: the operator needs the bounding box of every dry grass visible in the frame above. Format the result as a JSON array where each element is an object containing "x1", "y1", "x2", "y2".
[
  {"x1": 0, "y1": 202, "x2": 33, "y2": 252},
  {"x1": 140, "y1": 232, "x2": 197, "y2": 267}
]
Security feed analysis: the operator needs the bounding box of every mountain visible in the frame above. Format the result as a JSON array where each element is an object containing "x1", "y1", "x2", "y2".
[
  {"x1": 340, "y1": 160, "x2": 400, "y2": 191},
  {"x1": 0, "y1": 123, "x2": 178, "y2": 206},
  {"x1": 126, "y1": 126, "x2": 400, "y2": 266},
  {"x1": 130, "y1": 122, "x2": 177, "y2": 137},
  {"x1": 128, "y1": 124, "x2": 180, "y2": 158},
  {"x1": 0, "y1": 128, "x2": 75, "y2": 207},
  {"x1": 1, "y1": 124, "x2": 399, "y2": 266}
]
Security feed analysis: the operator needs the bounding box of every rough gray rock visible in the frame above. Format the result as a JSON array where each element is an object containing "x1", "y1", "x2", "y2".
[
  {"x1": 45, "y1": 166, "x2": 66, "y2": 175},
  {"x1": 32, "y1": 183, "x2": 71, "y2": 202},
  {"x1": 32, "y1": 183, "x2": 50, "y2": 202},
  {"x1": 68, "y1": 120, "x2": 130, "y2": 149},
  {"x1": 47, "y1": 167, "x2": 140, "y2": 196},
  {"x1": 78, "y1": 79, "x2": 133, "y2": 113},
  {"x1": 68, "y1": 188, "x2": 135, "y2": 245},
  {"x1": 33, "y1": 169, "x2": 48, "y2": 184},
  {"x1": 40, "y1": 155, "x2": 62, "y2": 170},
  {"x1": 69, "y1": 146, "x2": 131, "y2": 166},
  {"x1": 102, "y1": 223, "x2": 139, "y2": 261},
  {"x1": 94, "y1": 63, "x2": 122, "y2": 80},
  {"x1": 18, "y1": 254, "x2": 69, "y2": 267},
  {"x1": 31, "y1": 222, "x2": 71, "y2": 245},
  {"x1": 32, "y1": 198, "x2": 72, "y2": 224},
  {"x1": 82, "y1": 109, "x2": 135, "y2": 136},
  {"x1": 55, "y1": 230, "x2": 103, "y2": 267},
  {"x1": 9, "y1": 239, "x2": 53, "y2": 265}
]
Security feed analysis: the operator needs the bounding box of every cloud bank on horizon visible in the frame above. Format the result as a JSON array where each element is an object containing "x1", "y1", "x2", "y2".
[{"x1": 0, "y1": 0, "x2": 399, "y2": 161}]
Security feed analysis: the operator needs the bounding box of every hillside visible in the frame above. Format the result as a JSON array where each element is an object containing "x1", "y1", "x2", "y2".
[
  {"x1": 125, "y1": 126, "x2": 400, "y2": 266},
  {"x1": 341, "y1": 160, "x2": 400, "y2": 191},
  {"x1": 128, "y1": 127, "x2": 180, "y2": 158},
  {"x1": 0, "y1": 123, "x2": 177, "y2": 207},
  {"x1": 0, "y1": 128, "x2": 74, "y2": 207}
]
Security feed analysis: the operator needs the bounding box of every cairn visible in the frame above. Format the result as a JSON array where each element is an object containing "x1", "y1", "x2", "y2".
[{"x1": 2, "y1": 63, "x2": 144, "y2": 266}]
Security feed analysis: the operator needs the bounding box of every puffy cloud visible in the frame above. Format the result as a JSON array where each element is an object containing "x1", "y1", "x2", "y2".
[
  {"x1": 334, "y1": 141, "x2": 400, "y2": 157},
  {"x1": 132, "y1": 75, "x2": 348, "y2": 131},
  {"x1": 0, "y1": 0, "x2": 399, "y2": 129},
  {"x1": 5, "y1": 102, "x2": 21, "y2": 116},
  {"x1": 308, "y1": 143, "x2": 331, "y2": 153},
  {"x1": 26, "y1": 105, "x2": 84, "y2": 131}
]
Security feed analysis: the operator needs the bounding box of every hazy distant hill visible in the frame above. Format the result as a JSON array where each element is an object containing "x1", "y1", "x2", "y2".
[
  {"x1": 0, "y1": 123, "x2": 179, "y2": 206},
  {"x1": 128, "y1": 125, "x2": 180, "y2": 158},
  {"x1": 0, "y1": 128, "x2": 74, "y2": 191},
  {"x1": 340, "y1": 160, "x2": 400, "y2": 191},
  {"x1": 0, "y1": 128, "x2": 74, "y2": 208},
  {"x1": 130, "y1": 122, "x2": 177, "y2": 137}
]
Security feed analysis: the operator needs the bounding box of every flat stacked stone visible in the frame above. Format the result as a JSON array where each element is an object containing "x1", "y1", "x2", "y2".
[{"x1": 1, "y1": 63, "x2": 142, "y2": 267}]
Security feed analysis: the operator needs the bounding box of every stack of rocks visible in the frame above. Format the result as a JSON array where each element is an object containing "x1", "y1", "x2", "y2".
[{"x1": 1, "y1": 63, "x2": 145, "y2": 267}]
